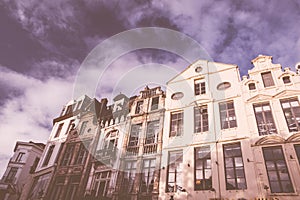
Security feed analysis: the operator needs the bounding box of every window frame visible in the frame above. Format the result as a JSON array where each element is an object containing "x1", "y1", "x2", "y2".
[
  {"x1": 194, "y1": 79, "x2": 206, "y2": 95},
  {"x1": 140, "y1": 159, "x2": 156, "y2": 193},
  {"x1": 135, "y1": 100, "x2": 143, "y2": 114},
  {"x1": 261, "y1": 71, "x2": 275, "y2": 87},
  {"x1": 145, "y1": 120, "x2": 160, "y2": 144},
  {"x1": 15, "y1": 152, "x2": 25, "y2": 162},
  {"x1": 219, "y1": 101, "x2": 237, "y2": 130},
  {"x1": 42, "y1": 145, "x2": 55, "y2": 167},
  {"x1": 54, "y1": 123, "x2": 64, "y2": 138},
  {"x1": 194, "y1": 146, "x2": 212, "y2": 191},
  {"x1": 253, "y1": 102, "x2": 277, "y2": 136},
  {"x1": 128, "y1": 124, "x2": 142, "y2": 147},
  {"x1": 166, "y1": 150, "x2": 183, "y2": 193},
  {"x1": 280, "y1": 97, "x2": 300, "y2": 132},
  {"x1": 169, "y1": 111, "x2": 184, "y2": 137},
  {"x1": 194, "y1": 105, "x2": 209, "y2": 133},
  {"x1": 151, "y1": 96, "x2": 159, "y2": 111}
]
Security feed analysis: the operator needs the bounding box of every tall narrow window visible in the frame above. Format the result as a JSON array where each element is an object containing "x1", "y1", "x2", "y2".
[
  {"x1": 151, "y1": 97, "x2": 159, "y2": 110},
  {"x1": 66, "y1": 120, "x2": 75, "y2": 134},
  {"x1": 123, "y1": 161, "x2": 137, "y2": 192},
  {"x1": 65, "y1": 176, "x2": 80, "y2": 200},
  {"x1": 135, "y1": 101, "x2": 143, "y2": 114},
  {"x1": 42, "y1": 145, "x2": 55, "y2": 166},
  {"x1": 5, "y1": 167, "x2": 18, "y2": 183},
  {"x1": 15, "y1": 152, "x2": 25, "y2": 162},
  {"x1": 128, "y1": 124, "x2": 142, "y2": 147},
  {"x1": 79, "y1": 121, "x2": 88, "y2": 135},
  {"x1": 61, "y1": 144, "x2": 75, "y2": 166},
  {"x1": 75, "y1": 142, "x2": 90, "y2": 165},
  {"x1": 50, "y1": 177, "x2": 65, "y2": 199},
  {"x1": 167, "y1": 151, "x2": 183, "y2": 192},
  {"x1": 253, "y1": 103, "x2": 277, "y2": 135},
  {"x1": 145, "y1": 120, "x2": 159, "y2": 144},
  {"x1": 280, "y1": 97, "x2": 300, "y2": 132},
  {"x1": 194, "y1": 105, "x2": 209, "y2": 133},
  {"x1": 194, "y1": 146, "x2": 212, "y2": 190},
  {"x1": 140, "y1": 159, "x2": 156, "y2": 193},
  {"x1": 263, "y1": 146, "x2": 294, "y2": 193},
  {"x1": 194, "y1": 79, "x2": 206, "y2": 95},
  {"x1": 223, "y1": 143, "x2": 247, "y2": 190},
  {"x1": 170, "y1": 111, "x2": 183, "y2": 137},
  {"x1": 261, "y1": 71, "x2": 275, "y2": 87},
  {"x1": 93, "y1": 171, "x2": 111, "y2": 198},
  {"x1": 54, "y1": 123, "x2": 64, "y2": 138},
  {"x1": 294, "y1": 144, "x2": 300, "y2": 165},
  {"x1": 219, "y1": 101, "x2": 237, "y2": 129}
]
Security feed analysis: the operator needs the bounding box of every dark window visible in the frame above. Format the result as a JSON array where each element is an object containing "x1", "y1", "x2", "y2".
[
  {"x1": 263, "y1": 146, "x2": 294, "y2": 193},
  {"x1": 76, "y1": 100, "x2": 82, "y2": 110},
  {"x1": 294, "y1": 144, "x2": 300, "y2": 165},
  {"x1": 194, "y1": 105, "x2": 209, "y2": 133},
  {"x1": 194, "y1": 146, "x2": 212, "y2": 190},
  {"x1": 194, "y1": 80, "x2": 206, "y2": 95},
  {"x1": 219, "y1": 101, "x2": 237, "y2": 129},
  {"x1": 261, "y1": 71, "x2": 275, "y2": 87},
  {"x1": 43, "y1": 145, "x2": 55, "y2": 166},
  {"x1": 54, "y1": 123, "x2": 64, "y2": 138},
  {"x1": 135, "y1": 101, "x2": 143, "y2": 114},
  {"x1": 61, "y1": 144, "x2": 75, "y2": 166},
  {"x1": 5, "y1": 167, "x2": 18, "y2": 183},
  {"x1": 122, "y1": 161, "x2": 137, "y2": 193},
  {"x1": 217, "y1": 82, "x2": 231, "y2": 90},
  {"x1": 65, "y1": 176, "x2": 80, "y2": 200},
  {"x1": 66, "y1": 120, "x2": 75, "y2": 134},
  {"x1": 145, "y1": 120, "x2": 159, "y2": 144},
  {"x1": 253, "y1": 103, "x2": 277, "y2": 135},
  {"x1": 166, "y1": 151, "x2": 183, "y2": 192},
  {"x1": 151, "y1": 97, "x2": 159, "y2": 110},
  {"x1": 15, "y1": 152, "x2": 25, "y2": 162},
  {"x1": 79, "y1": 121, "x2": 88, "y2": 135},
  {"x1": 248, "y1": 83, "x2": 256, "y2": 90},
  {"x1": 50, "y1": 177, "x2": 65, "y2": 199},
  {"x1": 223, "y1": 143, "x2": 247, "y2": 190},
  {"x1": 170, "y1": 111, "x2": 183, "y2": 137},
  {"x1": 128, "y1": 124, "x2": 142, "y2": 147},
  {"x1": 93, "y1": 171, "x2": 111, "y2": 198},
  {"x1": 282, "y1": 76, "x2": 291, "y2": 84},
  {"x1": 140, "y1": 159, "x2": 156, "y2": 193},
  {"x1": 30, "y1": 157, "x2": 40, "y2": 173},
  {"x1": 65, "y1": 105, "x2": 73, "y2": 114},
  {"x1": 75, "y1": 142, "x2": 90, "y2": 165},
  {"x1": 280, "y1": 98, "x2": 300, "y2": 132}
]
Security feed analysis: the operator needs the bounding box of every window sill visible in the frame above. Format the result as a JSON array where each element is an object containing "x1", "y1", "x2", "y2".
[{"x1": 269, "y1": 192, "x2": 298, "y2": 196}]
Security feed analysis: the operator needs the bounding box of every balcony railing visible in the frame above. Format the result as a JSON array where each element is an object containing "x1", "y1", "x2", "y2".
[
  {"x1": 95, "y1": 148, "x2": 117, "y2": 162},
  {"x1": 126, "y1": 146, "x2": 139, "y2": 156},
  {"x1": 143, "y1": 143, "x2": 157, "y2": 154}
]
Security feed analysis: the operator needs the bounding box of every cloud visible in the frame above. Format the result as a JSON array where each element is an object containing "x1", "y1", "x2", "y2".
[{"x1": 0, "y1": 65, "x2": 75, "y2": 177}]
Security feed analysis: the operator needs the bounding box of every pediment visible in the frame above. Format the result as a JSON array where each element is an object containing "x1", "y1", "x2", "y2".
[
  {"x1": 286, "y1": 132, "x2": 300, "y2": 142},
  {"x1": 278, "y1": 71, "x2": 296, "y2": 79},
  {"x1": 254, "y1": 135, "x2": 285, "y2": 146},
  {"x1": 247, "y1": 94, "x2": 273, "y2": 103},
  {"x1": 243, "y1": 79, "x2": 259, "y2": 86},
  {"x1": 273, "y1": 90, "x2": 300, "y2": 99}
]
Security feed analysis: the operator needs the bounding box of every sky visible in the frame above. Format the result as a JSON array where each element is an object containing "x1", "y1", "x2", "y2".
[{"x1": 0, "y1": 0, "x2": 300, "y2": 177}]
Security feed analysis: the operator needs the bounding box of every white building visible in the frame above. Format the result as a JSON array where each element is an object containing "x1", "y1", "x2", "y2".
[
  {"x1": 159, "y1": 55, "x2": 300, "y2": 200},
  {"x1": 0, "y1": 141, "x2": 45, "y2": 200}
]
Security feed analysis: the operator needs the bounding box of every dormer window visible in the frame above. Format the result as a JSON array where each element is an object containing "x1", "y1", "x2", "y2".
[
  {"x1": 194, "y1": 79, "x2": 206, "y2": 95},
  {"x1": 248, "y1": 83, "x2": 256, "y2": 90},
  {"x1": 282, "y1": 76, "x2": 291, "y2": 84},
  {"x1": 261, "y1": 71, "x2": 274, "y2": 87}
]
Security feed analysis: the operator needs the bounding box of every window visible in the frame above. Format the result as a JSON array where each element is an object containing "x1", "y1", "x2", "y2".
[
  {"x1": 15, "y1": 152, "x2": 25, "y2": 162},
  {"x1": 253, "y1": 103, "x2": 277, "y2": 135},
  {"x1": 93, "y1": 171, "x2": 111, "y2": 198},
  {"x1": 54, "y1": 123, "x2": 64, "y2": 138},
  {"x1": 61, "y1": 144, "x2": 75, "y2": 166},
  {"x1": 135, "y1": 101, "x2": 143, "y2": 114},
  {"x1": 5, "y1": 167, "x2": 18, "y2": 183},
  {"x1": 66, "y1": 120, "x2": 75, "y2": 134},
  {"x1": 65, "y1": 105, "x2": 73, "y2": 114},
  {"x1": 76, "y1": 100, "x2": 82, "y2": 110},
  {"x1": 248, "y1": 83, "x2": 256, "y2": 90},
  {"x1": 263, "y1": 146, "x2": 294, "y2": 193},
  {"x1": 42, "y1": 145, "x2": 55, "y2": 166},
  {"x1": 217, "y1": 82, "x2": 231, "y2": 90},
  {"x1": 280, "y1": 98, "x2": 300, "y2": 132},
  {"x1": 194, "y1": 105, "x2": 209, "y2": 133},
  {"x1": 65, "y1": 176, "x2": 80, "y2": 200},
  {"x1": 30, "y1": 157, "x2": 40, "y2": 173},
  {"x1": 151, "y1": 97, "x2": 159, "y2": 110},
  {"x1": 79, "y1": 121, "x2": 88, "y2": 135},
  {"x1": 282, "y1": 76, "x2": 291, "y2": 84},
  {"x1": 167, "y1": 151, "x2": 183, "y2": 192},
  {"x1": 223, "y1": 143, "x2": 247, "y2": 190},
  {"x1": 145, "y1": 120, "x2": 159, "y2": 144},
  {"x1": 122, "y1": 161, "x2": 137, "y2": 192},
  {"x1": 261, "y1": 71, "x2": 275, "y2": 87},
  {"x1": 50, "y1": 177, "x2": 65, "y2": 199},
  {"x1": 194, "y1": 79, "x2": 206, "y2": 95},
  {"x1": 140, "y1": 159, "x2": 156, "y2": 193},
  {"x1": 219, "y1": 101, "x2": 237, "y2": 129},
  {"x1": 194, "y1": 146, "x2": 212, "y2": 190},
  {"x1": 170, "y1": 111, "x2": 183, "y2": 137},
  {"x1": 128, "y1": 124, "x2": 142, "y2": 147},
  {"x1": 294, "y1": 144, "x2": 300, "y2": 165},
  {"x1": 171, "y1": 92, "x2": 184, "y2": 100},
  {"x1": 75, "y1": 142, "x2": 90, "y2": 165}
]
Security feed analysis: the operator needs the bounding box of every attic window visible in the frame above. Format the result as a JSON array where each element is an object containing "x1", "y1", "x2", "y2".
[
  {"x1": 217, "y1": 82, "x2": 231, "y2": 90},
  {"x1": 261, "y1": 71, "x2": 275, "y2": 87},
  {"x1": 195, "y1": 66, "x2": 203, "y2": 73},
  {"x1": 282, "y1": 76, "x2": 291, "y2": 84},
  {"x1": 171, "y1": 92, "x2": 184, "y2": 100},
  {"x1": 248, "y1": 83, "x2": 256, "y2": 90}
]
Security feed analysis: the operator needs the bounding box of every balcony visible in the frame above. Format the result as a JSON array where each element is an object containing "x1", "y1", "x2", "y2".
[
  {"x1": 95, "y1": 148, "x2": 117, "y2": 163},
  {"x1": 143, "y1": 143, "x2": 157, "y2": 154},
  {"x1": 126, "y1": 146, "x2": 139, "y2": 156}
]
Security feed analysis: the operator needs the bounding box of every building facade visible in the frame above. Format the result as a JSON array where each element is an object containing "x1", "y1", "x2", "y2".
[
  {"x1": 0, "y1": 141, "x2": 45, "y2": 200},
  {"x1": 158, "y1": 55, "x2": 300, "y2": 200}
]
